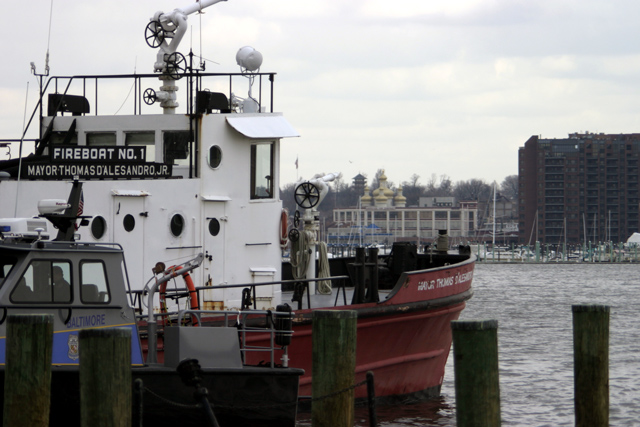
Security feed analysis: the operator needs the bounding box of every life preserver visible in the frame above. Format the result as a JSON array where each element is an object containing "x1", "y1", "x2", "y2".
[
  {"x1": 158, "y1": 265, "x2": 200, "y2": 326},
  {"x1": 280, "y1": 209, "x2": 289, "y2": 248}
]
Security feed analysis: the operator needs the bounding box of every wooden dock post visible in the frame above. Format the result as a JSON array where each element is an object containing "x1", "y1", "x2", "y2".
[
  {"x1": 573, "y1": 304, "x2": 609, "y2": 427},
  {"x1": 3, "y1": 314, "x2": 53, "y2": 427},
  {"x1": 451, "y1": 319, "x2": 501, "y2": 427},
  {"x1": 312, "y1": 310, "x2": 357, "y2": 427},
  {"x1": 79, "y1": 328, "x2": 132, "y2": 427}
]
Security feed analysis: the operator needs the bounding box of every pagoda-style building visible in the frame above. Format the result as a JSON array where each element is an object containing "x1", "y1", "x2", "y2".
[{"x1": 330, "y1": 170, "x2": 478, "y2": 246}]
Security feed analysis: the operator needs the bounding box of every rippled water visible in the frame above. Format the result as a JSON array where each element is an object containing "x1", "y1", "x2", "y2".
[{"x1": 298, "y1": 263, "x2": 640, "y2": 426}]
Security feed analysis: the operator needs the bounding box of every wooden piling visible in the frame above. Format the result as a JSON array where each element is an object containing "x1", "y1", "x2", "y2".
[
  {"x1": 312, "y1": 310, "x2": 357, "y2": 427},
  {"x1": 79, "y1": 328, "x2": 132, "y2": 427},
  {"x1": 3, "y1": 314, "x2": 53, "y2": 427},
  {"x1": 573, "y1": 304, "x2": 609, "y2": 427},
  {"x1": 451, "y1": 319, "x2": 501, "y2": 427}
]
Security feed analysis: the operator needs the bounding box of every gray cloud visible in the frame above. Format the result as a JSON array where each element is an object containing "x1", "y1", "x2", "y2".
[{"x1": 4, "y1": 0, "x2": 640, "y2": 187}]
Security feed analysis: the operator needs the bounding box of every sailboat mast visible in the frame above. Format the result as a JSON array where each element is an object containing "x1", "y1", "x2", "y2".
[{"x1": 492, "y1": 182, "x2": 496, "y2": 248}]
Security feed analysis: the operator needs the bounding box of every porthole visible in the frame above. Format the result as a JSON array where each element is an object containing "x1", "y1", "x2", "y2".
[
  {"x1": 208, "y1": 218, "x2": 220, "y2": 236},
  {"x1": 170, "y1": 214, "x2": 185, "y2": 237},
  {"x1": 91, "y1": 216, "x2": 107, "y2": 239},
  {"x1": 208, "y1": 145, "x2": 222, "y2": 169},
  {"x1": 123, "y1": 214, "x2": 135, "y2": 232}
]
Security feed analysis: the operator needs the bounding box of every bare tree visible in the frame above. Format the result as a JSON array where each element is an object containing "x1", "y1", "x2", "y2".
[
  {"x1": 280, "y1": 182, "x2": 298, "y2": 218},
  {"x1": 424, "y1": 174, "x2": 453, "y2": 197},
  {"x1": 401, "y1": 174, "x2": 425, "y2": 206},
  {"x1": 425, "y1": 173, "x2": 439, "y2": 194},
  {"x1": 500, "y1": 175, "x2": 518, "y2": 200},
  {"x1": 437, "y1": 174, "x2": 453, "y2": 196},
  {"x1": 453, "y1": 179, "x2": 492, "y2": 201},
  {"x1": 407, "y1": 173, "x2": 420, "y2": 187}
]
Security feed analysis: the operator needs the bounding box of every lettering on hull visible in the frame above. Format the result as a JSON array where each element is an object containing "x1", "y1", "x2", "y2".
[{"x1": 417, "y1": 270, "x2": 474, "y2": 292}]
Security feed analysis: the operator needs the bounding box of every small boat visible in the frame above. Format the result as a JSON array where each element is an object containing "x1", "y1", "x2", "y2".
[
  {"x1": 0, "y1": 0, "x2": 475, "y2": 404},
  {"x1": 0, "y1": 183, "x2": 302, "y2": 426}
]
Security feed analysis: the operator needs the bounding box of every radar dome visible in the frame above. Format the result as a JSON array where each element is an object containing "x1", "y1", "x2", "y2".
[{"x1": 236, "y1": 46, "x2": 263, "y2": 72}]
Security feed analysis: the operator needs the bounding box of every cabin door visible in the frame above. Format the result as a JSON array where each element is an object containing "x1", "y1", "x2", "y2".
[
  {"x1": 111, "y1": 195, "x2": 147, "y2": 287},
  {"x1": 202, "y1": 201, "x2": 226, "y2": 309}
]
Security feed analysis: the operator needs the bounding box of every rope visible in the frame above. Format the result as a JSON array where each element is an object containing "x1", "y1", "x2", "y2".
[
  {"x1": 306, "y1": 379, "x2": 368, "y2": 404},
  {"x1": 316, "y1": 241, "x2": 332, "y2": 294},
  {"x1": 290, "y1": 230, "x2": 314, "y2": 280},
  {"x1": 143, "y1": 379, "x2": 368, "y2": 411},
  {"x1": 144, "y1": 386, "x2": 200, "y2": 409}
]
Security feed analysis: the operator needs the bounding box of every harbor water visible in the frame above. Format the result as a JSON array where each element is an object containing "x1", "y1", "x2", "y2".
[{"x1": 297, "y1": 262, "x2": 640, "y2": 426}]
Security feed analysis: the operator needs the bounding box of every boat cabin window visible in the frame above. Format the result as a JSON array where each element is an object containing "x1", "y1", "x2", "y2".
[
  {"x1": 0, "y1": 254, "x2": 18, "y2": 287},
  {"x1": 207, "y1": 145, "x2": 222, "y2": 169},
  {"x1": 91, "y1": 216, "x2": 107, "y2": 240},
  {"x1": 164, "y1": 131, "x2": 192, "y2": 166},
  {"x1": 208, "y1": 218, "x2": 220, "y2": 236},
  {"x1": 123, "y1": 214, "x2": 136, "y2": 232},
  {"x1": 11, "y1": 260, "x2": 72, "y2": 303},
  {"x1": 50, "y1": 132, "x2": 78, "y2": 146},
  {"x1": 126, "y1": 132, "x2": 156, "y2": 162},
  {"x1": 80, "y1": 261, "x2": 110, "y2": 304},
  {"x1": 170, "y1": 214, "x2": 185, "y2": 237},
  {"x1": 87, "y1": 133, "x2": 116, "y2": 146},
  {"x1": 250, "y1": 143, "x2": 274, "y2": 199}
]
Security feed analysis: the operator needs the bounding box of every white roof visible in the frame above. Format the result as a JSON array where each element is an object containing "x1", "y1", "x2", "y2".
[
  {"x1": 627, "y1": 232, "x2": 640, "y2": 244},
  {"x1": 226, "y1": 114, "x2": 299, "y2": 139},
  {"x1": 110, "y1": 190, "x2": 151, "y2": 197}
]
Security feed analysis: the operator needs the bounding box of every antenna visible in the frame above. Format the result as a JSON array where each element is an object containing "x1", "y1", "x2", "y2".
[
  {"x1": 199, "y1": 8, "x2": 205, "y2": 70},
  {"x1": 45, "y1": 0, "x2": 54, "y2": 75}
]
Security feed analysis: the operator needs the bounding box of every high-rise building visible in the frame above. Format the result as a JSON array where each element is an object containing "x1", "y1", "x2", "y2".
[{"x1": 518, "y1": 132, "x2": 640, "y2": 245}]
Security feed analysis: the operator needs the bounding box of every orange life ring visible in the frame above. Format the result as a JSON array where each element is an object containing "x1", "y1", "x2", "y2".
[
  {"x1": 280, "y1": 209, "x2": 289, "y2": 248},
  {"x1": 159, "y1": 265, "x2": 200, "y2": 326}
]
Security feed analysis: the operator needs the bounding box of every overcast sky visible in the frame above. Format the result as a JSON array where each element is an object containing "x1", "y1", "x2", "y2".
[{"x1": 4, "y1": 0, "x2": 640, "y2": 188}]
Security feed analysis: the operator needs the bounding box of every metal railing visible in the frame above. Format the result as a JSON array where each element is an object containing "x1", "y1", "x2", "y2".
[
  {"x1": 141, "y1": 308, "x2": 293, "y2": 368},
  {"x1": 128, "y1": 275, "x2": 350, "y2": 315}
]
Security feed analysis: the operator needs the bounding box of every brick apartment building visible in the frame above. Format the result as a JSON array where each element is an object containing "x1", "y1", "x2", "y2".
[{"x1": 518, "y1": 132, "x2": 640, "y2": 245}]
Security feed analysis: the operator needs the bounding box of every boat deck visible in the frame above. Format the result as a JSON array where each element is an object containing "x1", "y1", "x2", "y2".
[{"x1": 281, "y1": 287, "x2": 391, "y2": 311}]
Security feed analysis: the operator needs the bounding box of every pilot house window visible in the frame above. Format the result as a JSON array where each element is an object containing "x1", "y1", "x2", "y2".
[
  {"x1": 80, "y1": 261, "x2": 110, "y2": 304},
  {"x1": 87, "y1": 132, "x2": 117, "y2": 146},
  {"x1": 250, "y1": 143, "x2": 274, "y2": 199},
  {"x1": 126, "y1": 132, "x2": 156, "y2": 162},
  {"x1": 11, "y1": 260, "x2": 72, "y2": 303},
  {"x1": 164, "y1": 131, "x2": 193, "y2": 166},
  {"x1": 0, "y1": 254, "x2": 18, "y2": 287}
]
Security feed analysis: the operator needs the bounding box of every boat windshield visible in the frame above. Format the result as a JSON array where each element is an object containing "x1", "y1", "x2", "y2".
[{"x1": 0, "y1": 252, "x2": 18, "y2": 287}]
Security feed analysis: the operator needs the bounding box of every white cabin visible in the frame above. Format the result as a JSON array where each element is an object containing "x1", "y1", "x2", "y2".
[{"x1": 0, "y1": 78, "x2": 298, "y2": 312}]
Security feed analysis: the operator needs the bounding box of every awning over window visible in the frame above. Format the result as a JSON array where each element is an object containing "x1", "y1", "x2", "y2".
[{"x1": 226, "y1": 114, "x2": 299, "y2": 139}]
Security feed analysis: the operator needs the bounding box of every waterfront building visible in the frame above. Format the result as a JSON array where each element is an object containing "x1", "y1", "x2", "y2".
[
  {"x1": 330, "y1": 170, "x2": 478, "y2": 247},
  {"x1": 518, "y1": 132, "x2": 640, "y2": 245}
]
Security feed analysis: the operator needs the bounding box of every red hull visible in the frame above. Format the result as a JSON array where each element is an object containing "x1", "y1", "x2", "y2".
[{"x1": 247, "y1": 256, "x2": 475, "y2": 400}]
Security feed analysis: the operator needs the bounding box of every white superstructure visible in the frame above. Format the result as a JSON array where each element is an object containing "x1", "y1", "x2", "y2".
[{"x1": 0, "y1": 1, "x2": 298, "y2": 311}]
